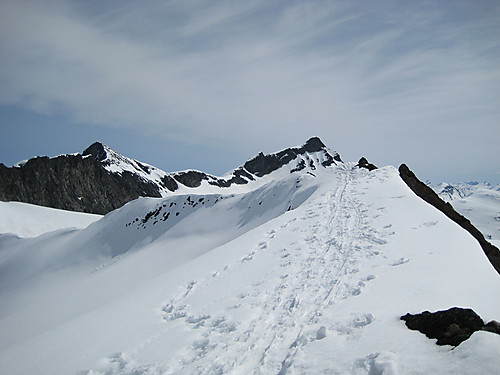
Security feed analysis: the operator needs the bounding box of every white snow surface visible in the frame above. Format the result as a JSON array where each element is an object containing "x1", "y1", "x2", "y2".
[
  {"x1": 0, "y1": 164, "x2": 499, "y2": 375},
  {"x1": 0, "y1": 201, "x2": 102, "y2": 238},
  {"x1": 431, "y1": 182, "x2": 500, "y2": 243}
]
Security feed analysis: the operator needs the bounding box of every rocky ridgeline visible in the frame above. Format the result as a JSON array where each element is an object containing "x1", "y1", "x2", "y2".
[
  {"x1": 0, "y1": 137, "x2": 341, "y2": 214},
  {"x1": 0, "y1": 154, "x2": 163, "y2": 215},
  {"x1": 167, "y1": 136, "x2": 341, "y2": 189},
  {"x1": 399, "y1": 164, "x2": 500, "y2": 275}
]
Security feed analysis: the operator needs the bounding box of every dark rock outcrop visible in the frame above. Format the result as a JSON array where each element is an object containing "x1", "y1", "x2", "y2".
[
  {"x1": 482, "y1": 320, "x2": 500, "y2": 334},
  {"x1": 0, "y1": 155, "x2": 162, "y2": 215},
  {"x1": 168, "y1": 168, "x2": 256, "y2": 189},
  {"x1": 161, "y1": 175, "x2": 179, "y2": 192},
  {"x1": 173, "y1": 170, "x2": 207, "y2": 188},
  {"x1": 82, "y1": 142, "x2": 107, "y2": 162},
  {"x1": 399, "y1": 164, "x2": 500, "y2": 275},
  {"x1": 401, "y1": 307, "x2": 498, "y2": 346},
  {"x1": 356, "y1": 157, "x2": 377, "y2": 171},
  {"x1": 208, "y1": 168, "x2": 255, "y2": 188},
  {"x1": 243, "y1": 137, "x2": 341, "y2": 177}
]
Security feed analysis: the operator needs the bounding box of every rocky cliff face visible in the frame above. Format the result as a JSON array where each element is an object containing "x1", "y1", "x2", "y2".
[
  {"x1": 0, "y1": 154, "x2": 163, "y2": 215},
  {"x1": 0, "y1": 137, "x2": 341, "y2": 215}
]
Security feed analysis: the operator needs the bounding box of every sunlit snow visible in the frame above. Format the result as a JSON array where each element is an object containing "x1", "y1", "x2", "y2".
[
  {"x1": 0, "y1": 201, "x2": 102, "y2": 238},
  {"x1": 0, "y1": 163, "x2": 499, "y2": 375}
]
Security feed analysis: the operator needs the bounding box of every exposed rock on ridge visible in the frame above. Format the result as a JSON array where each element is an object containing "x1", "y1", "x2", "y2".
[
  {"x1": 243, "y1": 137, "x2": 341, "y2": 177},
  {"x1": 82, "y1": 142, "x2": 107, "y2": 162},
  {"x1": 0, "y1": 137, "x2": 341, "y2": 214},
  {"x1": 401, "y1": 307, "x2": 500, "y2": 346},
  {"x1": 356, "y1": 157, "x2": 377, "y2": 171},
  {"x1": 0, "y1": 155, "x2": 162, "y2": 215},
  {"x1": 168, "y1": 137, "x2": 342, "y2": 189},
  {"x1": 399, "y1": 164, "x2": 500, "y2": 274}
]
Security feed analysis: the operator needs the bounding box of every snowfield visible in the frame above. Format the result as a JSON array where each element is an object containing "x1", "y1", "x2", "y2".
[
  {"x1": 431, "y1": 182, "x2": 500, "y2": 245},
  {"x1": 0, "y1": 163, "x2": 499, "y2": 375},
  {"x1": 0, "y1": 201, "x2": 102, "y2": 238}
]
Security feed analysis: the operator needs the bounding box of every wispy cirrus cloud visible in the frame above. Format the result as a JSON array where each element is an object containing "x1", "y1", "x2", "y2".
[{"x1": 0, "y1": 0, "x2": 499, "y2": 180}]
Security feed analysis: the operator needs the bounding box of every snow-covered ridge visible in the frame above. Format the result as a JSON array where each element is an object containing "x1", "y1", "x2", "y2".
[
  {"x1": 0, "y1": 137, "x2": 342, "y2": 215},
  {"x1": 83, "y1": 142, "x2": 173, "y2": 196},
  {"x1": 1, "y1": 164, "x2": 498, "y2": 375},
  {"x1": 82, "y1": 137, "x2": 343, "y2": 197}
]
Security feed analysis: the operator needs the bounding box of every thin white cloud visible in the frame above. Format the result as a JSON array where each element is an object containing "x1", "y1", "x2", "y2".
[{"x1": 0, "y1": 0, "x2": 498, "y2": 180}]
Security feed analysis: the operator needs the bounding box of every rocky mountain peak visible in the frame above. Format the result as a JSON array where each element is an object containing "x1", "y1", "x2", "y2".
[
  {"x1": 243, "y1": 137, "x2": 341, "y2": 178},
  {"x1": 301, "y1": 136, "x2": 327, "y2": 152},
  {"x1": 82, "y1": 142, "x2": 108, "y2": 162}
]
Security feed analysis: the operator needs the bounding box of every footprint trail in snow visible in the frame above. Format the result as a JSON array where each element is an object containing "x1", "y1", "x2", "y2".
[{"x1": 84, "y1": 165, "x2": 397, "y2": 375}]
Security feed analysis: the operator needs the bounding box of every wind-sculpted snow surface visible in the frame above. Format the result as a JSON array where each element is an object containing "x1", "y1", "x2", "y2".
[{"x1": 0, "y1": 165, "x2": 499, "y2": 375}]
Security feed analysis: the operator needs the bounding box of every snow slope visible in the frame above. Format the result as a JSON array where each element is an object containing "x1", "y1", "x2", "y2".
[
  {"x1": 431, "y1": 182, "x2": 500, "y2": 244},
  {"x1": 0, "y1": 164, "x2": 499, "y2": 375},
  {"x1": 0, "y1": 201, "x2": 102, "y2": 238}
]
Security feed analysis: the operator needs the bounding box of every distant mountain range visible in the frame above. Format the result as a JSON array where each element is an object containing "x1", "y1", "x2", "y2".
[
  {"x1": 431, "y1": 181, "x2": 500, "y2": 201},
  {"x1": 430, "y1": 182, "x2": 500, "y2": 242}
]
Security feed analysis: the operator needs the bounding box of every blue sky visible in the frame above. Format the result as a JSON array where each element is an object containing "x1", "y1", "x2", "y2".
[{"x1": 0, "y1": 0, "x2": 499, "y2": 182}]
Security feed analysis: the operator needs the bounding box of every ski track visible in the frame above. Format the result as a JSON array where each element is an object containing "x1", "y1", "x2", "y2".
[{"x1": 83, "y1": 166, "x2": 394, "y2": 375}]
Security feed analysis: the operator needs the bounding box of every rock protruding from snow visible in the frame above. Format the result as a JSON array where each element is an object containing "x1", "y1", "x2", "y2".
[
  {"x1": 356, "y1": 157, "x2": 377, "y2": 171},
  {"x1": 401, "y1": 307, "x2": 498, "y2": 346}
]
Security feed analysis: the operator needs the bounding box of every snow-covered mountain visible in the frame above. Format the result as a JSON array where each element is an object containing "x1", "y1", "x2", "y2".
[
  {"x1": 0, "y1": 139, "x2": 499, "y2": 375},
  {"x1": 0, "y1": 137, "x2": 341, "y2": 214},
  {"x1": 431, "y1": 181, "x2": 499, "y2": 201},
  {"x1": 430, "y1": 182, "x2": 500, "y2": 243}
]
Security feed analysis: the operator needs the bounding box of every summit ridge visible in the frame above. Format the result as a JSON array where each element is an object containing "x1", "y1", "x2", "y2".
[{"x1": 0, "y1": 137, "x2": 341, "y2": 214}]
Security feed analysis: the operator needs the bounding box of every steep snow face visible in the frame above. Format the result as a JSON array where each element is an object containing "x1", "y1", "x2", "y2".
[
  {"x1": 431, "y1": 182, "x2": 500, "y2": 243},
  {"x1": 0, "y1": 201, "x2": 102, "y2": 238},
  {"x1": 0, "y1": 165, "x2": 499, "y2": 375}
]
